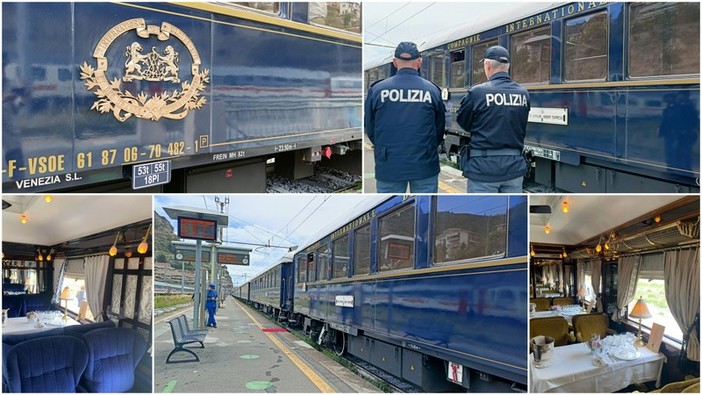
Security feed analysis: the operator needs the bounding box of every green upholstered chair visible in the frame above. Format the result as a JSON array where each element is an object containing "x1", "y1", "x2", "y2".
[
  {"x1": 650, "y1": 376, "x2": 699, "y2": 393},
  {"x1": 530, "y1": 316, "x2": 574, "y2": 346},
  {"x1": 531, "y1": 298, "x2": 551, "y2": 312},
  {"x1": 572, "y1": 313, "x2": 610, "y2": 342},
  {"x1": 552, "y1": 297, "x2": 576, "y2": 306}
]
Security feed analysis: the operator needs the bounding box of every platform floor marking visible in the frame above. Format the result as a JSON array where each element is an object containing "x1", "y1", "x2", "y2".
[
  {"x1": 439, "y1": 180, "x2": 463, "y2": 194},
  {"x1": 246, "y1": 381, "x2": 273, "y2": 390},
  {"x1": 295, "y1": 340, "x2": 314, "y2": 349},
  {"x1": 162, "y1": 380, "x2": 177, "y2": 393},
  {"x1": 237, "y1": 340, "x2": 253, "y2": 343},
  {"x1": 236, "y1": 301, "x2": 334, "y2": 393}
]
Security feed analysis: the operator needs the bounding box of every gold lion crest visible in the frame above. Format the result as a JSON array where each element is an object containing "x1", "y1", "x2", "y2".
[{"x1": 80, "y1": 18, "x2": 209, "y2": 122}]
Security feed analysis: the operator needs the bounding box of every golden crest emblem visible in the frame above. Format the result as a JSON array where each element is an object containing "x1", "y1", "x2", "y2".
[{"x1": 80, "y1": 18, "x2": 209, "y2": 122}]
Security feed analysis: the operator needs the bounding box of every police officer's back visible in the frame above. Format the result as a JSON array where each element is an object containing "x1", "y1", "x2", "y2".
[
  {"x1": 365, "y1": 42, "x2": 446, "y2": 193},
  {"x1": 457, "y1": 45, "x2": 530, "y2": 193}
]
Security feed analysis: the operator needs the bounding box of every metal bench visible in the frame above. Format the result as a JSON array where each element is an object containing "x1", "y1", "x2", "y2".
[{"x1": 165, "y1": 315, "x2": 207, "y2": 364}]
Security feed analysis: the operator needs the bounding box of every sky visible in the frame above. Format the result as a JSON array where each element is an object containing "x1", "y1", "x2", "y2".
[
  {"x1": 154, "y1": 195, "x2": 386, "y2": 286},
  {"x1": 363, "y1": 2, "x2": 553, "y2": 69}
]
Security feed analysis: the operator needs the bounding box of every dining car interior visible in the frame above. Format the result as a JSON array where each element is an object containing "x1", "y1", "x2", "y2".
[
  {"x1": 529, "y1": 195, "x2": 699, "y2": 393},
  {"x1": 2, "y1": 195, "x2": 153, "y2": 393}
]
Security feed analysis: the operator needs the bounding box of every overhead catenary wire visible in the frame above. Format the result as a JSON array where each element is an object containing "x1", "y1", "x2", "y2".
[{"x1": 366, "y1": 2, "x2": 437, "y2": 44}]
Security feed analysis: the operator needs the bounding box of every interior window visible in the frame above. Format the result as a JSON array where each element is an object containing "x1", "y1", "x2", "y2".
[{"x1": 332, "y1": 235, "x2": 349, "y2": 279}]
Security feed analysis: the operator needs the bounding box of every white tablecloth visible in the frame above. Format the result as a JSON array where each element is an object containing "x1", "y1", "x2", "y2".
[
  {"x1": 530, "y1": 342, "x2": 665, "y2": 392},
  {"x1": 530, "y1": 309, "x2": 584, "y2": 325},
  {"x1": 3, "y1": 316, "x2": 79, "y2": 335}
]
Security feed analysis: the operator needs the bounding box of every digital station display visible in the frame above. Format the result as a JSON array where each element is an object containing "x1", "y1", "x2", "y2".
[{"x1": 178, "y1": 217, "x2": 217, "y2": 241}]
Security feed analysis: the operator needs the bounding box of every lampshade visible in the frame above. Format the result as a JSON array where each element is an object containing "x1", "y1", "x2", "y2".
[
  {"x1": 60, "y1": 287, "x2": 71, "y2": 300},
  {"x1": 630, "y1": 297, "x2": 652, "y2": 319},
  {"x1": 577, "y1": 287, "x2": 587, "y2": 297}
]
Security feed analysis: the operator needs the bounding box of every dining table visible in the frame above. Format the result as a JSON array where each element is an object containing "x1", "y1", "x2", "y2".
[
  {"x1": 3, "y1": 315, "x2": 80, "y2": 335},
  {"x1": 530, "y1": 306, "x2": 585, "y2": 325},
  {"x1": 530, "y1": 341, "x2": 666, "y2": 392}
]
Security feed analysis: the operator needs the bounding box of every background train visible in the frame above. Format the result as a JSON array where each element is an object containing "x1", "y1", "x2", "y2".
[
  {"x1": 2, "y1": 2, "x2": 362, "y2": 193},
  {"x1": 235, "y1": 195, "x2": 528, "y2": 392},
  {"x1": 364, "y1": 2, "x2": 699, "y2": 193}
]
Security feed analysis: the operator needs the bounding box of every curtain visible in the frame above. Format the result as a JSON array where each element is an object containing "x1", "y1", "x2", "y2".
[
  {"x1": 52, "y1": 258, "x2": 67, "y2": 304},
  {"x1": 591, "y1": 259, "x2": 602, "y2": 312},
  {"x1": 84, "y1": 255, "x2": 110, "y2": 322},
  {"x1": 663, "y1": 246, "x2": 699, "y2": 361},
  {"x1": 616, "y1": 254, "x2": 641, "y2": 321}
]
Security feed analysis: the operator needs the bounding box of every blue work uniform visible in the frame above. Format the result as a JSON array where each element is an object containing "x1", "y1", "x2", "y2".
[
  {"x1": 456, "y1": 71, "x2": 530, "y2": 186},
  {"x1": 206, "y1": 289, "x2": 217, "y2": 327},
  {"x1": 364, "y1": 68, "x2": 446, "y2": 184}
]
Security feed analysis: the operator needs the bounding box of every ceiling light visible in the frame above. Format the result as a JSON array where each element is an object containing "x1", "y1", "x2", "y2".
[
  {"x1": 654, "y1": 215, "x2": 661, "y2": 223},
  {"x1": 562, "y1": 201, "x2": 569, "y2": 213},
  {"x1": 562, "y1": 247, "x2": 568, "y2": 258},
  {"x1": 21, "y1": 214, "x2": 27, "y2": 224},
  {"x1": 544, "y1": 225, "x2": 551, "y2": 235},
  {"x1": 44, "y1": 195, "x2": 52, "y2": 203},
  {"x1": 109, "y1": 232, "x2": 121, "y2": 257},
  {"x1": 138, "y1": 224, "x2": 152, "y2": 254},
  {"x1": 530, "y1": 245, "x2": 536, "y2": 257}
]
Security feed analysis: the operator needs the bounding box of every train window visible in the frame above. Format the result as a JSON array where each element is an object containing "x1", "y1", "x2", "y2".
[
  {"x1": 510, "y1": 26, "x2": 551, "y2": 84},
  {"x1": 307, "y1": 253, "x2": 316, "y2": 282},
  {"x1": 627, "y1": 252, "x2": 682, "y2": 341},
  {"x1": 228, "y1": 2, "x2": 280, "y2": 14},
  {"x1": 309, "y1": 2, "x2": 361, "y2": 34},
  {"x1": 2, "y1": 260, "x2": 49, "y2": 294},
  {"x1": 332, "y1": 235, "x2": 349, "y2": 279},
  {"x1": 450, "y1": 50, "x2": 466, "y2": 88},
  {"x1": 629, "y1": 2, "x2": 700, "y2": 77},
  {"x1": 297, "y1": 256, "x2": 307, "y2": 283},
  {"x1": 61, "y1": 259, "x2": 95, "y2": 321},
  {"x1": 565, "y1": 11, "x2": 608, "y2": 81},
  {"x1": 31, "y1": 66, "x2": 46, "y2": 81},
  {"x1": 58, "y1": 67, "x2": 71, "y2": 81},
  {"x1": 316, "y1": 245, "x2": 330, "y2": 281},
  {"x1": 429, "y1": 54, "x2": 446, "y2": 86},
  {"x1": 470, "y1": 39, "x2": 498, "y2": 85},
  {"x1": 379, "y1": 205, "x2": 415, "y2": 272},
  {"x1": 433, "y1": 196, "x2": 507, "y2": 265},
  {"x1": 354, "y1": 224, "x2": 371, "y2": 276}
]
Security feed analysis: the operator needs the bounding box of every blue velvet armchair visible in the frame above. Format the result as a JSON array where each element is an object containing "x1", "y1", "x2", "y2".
[
  {"x1": 81, "y1": 327, "x2": 148, "y2": 393},
  {"x1": 4, "y1": 335, "x2": 89, "y2": 393}
]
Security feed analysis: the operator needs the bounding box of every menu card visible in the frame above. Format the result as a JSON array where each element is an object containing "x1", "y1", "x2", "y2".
[{"x1": 647, "y1": 323, "x2": 665, "y2": 353}]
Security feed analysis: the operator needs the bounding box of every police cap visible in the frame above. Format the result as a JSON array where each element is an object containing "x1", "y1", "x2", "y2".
[
  {"x1": 209, "y1": 282, "x2": 216, "y2": 288},
  {"x1": 481, "y1": 45, "x2": 510, "y2": 64},
  {"x1": 394, "y1": 42, "x2": 420, "y2": 61}
]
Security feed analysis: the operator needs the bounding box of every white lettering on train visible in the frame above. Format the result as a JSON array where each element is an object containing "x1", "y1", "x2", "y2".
[
  {"x1": 379, "y1": 89, "x2": 432, "y2": 103},
  {"x1": 486, "y1": 93, "x2": 528, "y2": 107}
]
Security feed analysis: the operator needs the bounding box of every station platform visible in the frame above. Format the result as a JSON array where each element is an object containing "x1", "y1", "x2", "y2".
[
  {"x1": 153, "y1": 300, "x2": 380, "y2": 393},
  {"x1": 363, "y1": 142, "x2": 467, "y2": 193}
]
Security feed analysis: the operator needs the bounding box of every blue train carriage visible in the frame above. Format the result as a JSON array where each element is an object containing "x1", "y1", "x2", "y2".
[
  {"x1": 292, "y1": 195, "x2": 528, "y2": 392},
  {"x1": 2, "y1": 2, "x2": 362, "y2": 193},
  {"x1": 364, "y1": 2, "x2": 700, "y2": 193}
]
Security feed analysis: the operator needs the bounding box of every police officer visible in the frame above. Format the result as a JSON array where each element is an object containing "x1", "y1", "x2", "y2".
[
  {"x1": 365, "y1": 41, "x2": 446, "y2": 193},
  {"x1": 206, "y1": 282, "x2": 218, "y2": 328},
  {"x1": 457, "y1": 45, "x2": 530, "y2": 193}
]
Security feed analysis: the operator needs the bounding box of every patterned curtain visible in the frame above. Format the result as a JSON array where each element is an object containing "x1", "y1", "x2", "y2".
[
  {"x1": 615, "y1": 255, "x2": 641, "y2": 321},
  {"x1": 664, "y1": 246, "x2": 699, "y2": 361}
]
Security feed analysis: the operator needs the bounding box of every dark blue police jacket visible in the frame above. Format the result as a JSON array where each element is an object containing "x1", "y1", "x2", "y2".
[
  {"x1": 456, "y1": 71, "x2": 530, "y2": 182},
  {"x1": 364, "y1": 68, "x2": 446, "y2": 182}
]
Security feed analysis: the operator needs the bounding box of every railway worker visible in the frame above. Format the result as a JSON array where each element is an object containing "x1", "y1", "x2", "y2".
[
  {"x1": 457, "y1": 45, "x2": 530, "y2": 193},
  {"x1": 365, "y1": 41, "x2": 446, "y2": 193},
  {"x1": 206, "y1": 282, "x2": 218, "y2": 328}
]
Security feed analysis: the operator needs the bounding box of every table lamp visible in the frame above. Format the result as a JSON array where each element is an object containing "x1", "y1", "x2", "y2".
[
  {"x1": 60, "y1": 287, "x2": 71, "y2": 321},
  {"x1": 629, "y1": 296, "x2": 652, "y2": 347}
]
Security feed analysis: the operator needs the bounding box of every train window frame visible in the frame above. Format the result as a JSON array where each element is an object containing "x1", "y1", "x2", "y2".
[
  {"x1": 353, "y1": 224, "x2": 371, "y2": 277},
  {"x1": 509, "y1": 25, "x2": 552, "y2": 85},
  {"x1": 470, "y1": 39, "x2": 498, "y2": 86},
  {"x1": 331, "y1": 234, "x2": 350, "y2": 279},
  {"x1": 449, "y1": 49, "x2": 466, "y2": 89},
  {"x1": 428, "y1": 53, "x2": 447, "y2": 87},
  {"x1": 563, "y1": 10, "x2": 609, "y2": 82},
  {"x1": 296, "y1": 255, "x2": 307, "y2": 283},
  {"x1": 315, "y1": 244, "x2": 330, "y2": 282},
  {"x1": 431, "y1": 196, "x2": 508, "y2": 266},
  {"x1": 377, "y1": 201, "x2": 417, "y2": 273},
  {"x1": 308, "y1": 2, "x2": 362, "y2": 35},
  {"x1": 225, "y1": 2, "x2": 282, "y2": 17},
  {"x1": 627, "y1": 2, "x2": 700, "y2": 79}
]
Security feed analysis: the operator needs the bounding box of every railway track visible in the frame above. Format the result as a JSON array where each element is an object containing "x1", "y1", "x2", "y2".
[{"x1": 267, "y1": 165, "x2": 362, "y2": 193}]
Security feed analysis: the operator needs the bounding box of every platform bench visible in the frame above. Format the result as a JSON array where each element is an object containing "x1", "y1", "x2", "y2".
[{"x1": 165, "y1": 315, "x2": 207, "y2": 364}]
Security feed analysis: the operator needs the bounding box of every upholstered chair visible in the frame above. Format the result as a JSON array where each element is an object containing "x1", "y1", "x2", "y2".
[
  {"x1": 572, "y1": 313, "x2": 610, "y2": 342},
  {"x1": 81, "y1": 327, "x2": 148, "y2": 393},
  {"x1": 531, "y1": 298, "x2": 551, "y2": 312},
  {"x1": 530, "y1": 316, "x2": 574, "y2": 346}
]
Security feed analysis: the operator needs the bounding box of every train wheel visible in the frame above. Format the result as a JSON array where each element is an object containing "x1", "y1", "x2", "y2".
[{"x1": 333, "y1": 331, "x2": 346, "y2": 356}]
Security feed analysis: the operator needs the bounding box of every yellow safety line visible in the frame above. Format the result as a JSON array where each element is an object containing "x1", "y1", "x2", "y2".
[
  {"x1": 439, "y1": 180, "x2": 463, "y2": 194},
  {"x1": 236, "y1": 301, "x2": 335, "y2": 393}
]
